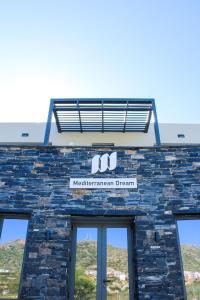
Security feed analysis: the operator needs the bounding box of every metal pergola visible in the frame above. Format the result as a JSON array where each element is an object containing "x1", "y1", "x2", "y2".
[{"x1": 44, "y1": 98, "x2": 161, "y2": 145}]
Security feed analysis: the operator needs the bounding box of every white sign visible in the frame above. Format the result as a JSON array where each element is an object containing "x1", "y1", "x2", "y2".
[
  {"x1": 91, "y1": 152, "x2": 117, "y2": 174},
  {"x1": 70, "y1": 178, "x2": 137, "y2": 189}
]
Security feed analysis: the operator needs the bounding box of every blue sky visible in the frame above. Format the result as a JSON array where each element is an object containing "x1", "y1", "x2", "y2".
[
  {"x1": 1, "y1": 220, "x2": 200, "y2": 249},
  {"x1": 0, "y1": 0, "x2": 200, "y2": 123},
  {"x1": 73, "y1": 223, "x2": 200, "y2": 248},
  {"x1": 0, "y1": 0, "x2": 200, "y2": 258},
  {"x1": 0, "y1": 219, "x2": 28, "y2": 244},
  {"x1": 178, "y1": 220, "x2": 200, "y2": 247},
  {"x1": 77, "y1": 227, "x2": 128, "y2": 249}
]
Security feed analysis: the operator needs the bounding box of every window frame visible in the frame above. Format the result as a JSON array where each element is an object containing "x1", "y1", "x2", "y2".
[
  {"x1": 0, "y1": 213, "x2": 30, "y2": 300},
  {"x1": 69, "y1": 216, "x2": 136, "y2": 300},
  {"x1": 175, "y1": 213, "x2": 200, "y2": 300}
]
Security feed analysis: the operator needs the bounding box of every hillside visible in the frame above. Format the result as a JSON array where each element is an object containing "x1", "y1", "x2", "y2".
[
  {"x1": 75, "y1": 240, "x2": 129, "y2": 299},
  {"x1": 76, "y1": 240, "x2": 128, "y2": 273},
  {"x1": 1, "y1": 240, "x2": 200, "y2": 299},
  {"x1": 181, "y1": 244, "x2": 200, "y2": 272},
  {"x1": 0, "y1": 240, "x2": 25, "y2": 298}
]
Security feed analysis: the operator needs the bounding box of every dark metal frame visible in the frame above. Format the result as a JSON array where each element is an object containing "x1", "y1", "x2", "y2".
[
  {"x1": 174, "y1": 213, "x2": 200, "y2": 300},
  {"x1": 69, "y1": 217, "x2": 135, "y2": 300},
  {"x1": 44, "y1": 98, "x2": 161, "y2": 146},
  {"x1": 0, "y1": 213, "x2": 30, "y2": 300}
]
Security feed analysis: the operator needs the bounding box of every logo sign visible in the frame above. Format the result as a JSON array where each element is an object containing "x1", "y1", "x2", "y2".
[
  {"x1": 69, "y1": 151, "x2": 137, "y2": 189},
  {"x1": 91, "y1": 152, "x2": 117, "y2": 174}
]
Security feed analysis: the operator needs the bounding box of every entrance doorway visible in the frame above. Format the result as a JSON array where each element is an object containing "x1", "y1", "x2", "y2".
[{"x1": 70, "y1": 218, "x2": 134, "y2": 300}]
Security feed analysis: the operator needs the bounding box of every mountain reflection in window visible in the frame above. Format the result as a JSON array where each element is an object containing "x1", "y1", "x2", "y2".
[
  {"x1": 75, "y1": 228, "x2": 97, "y2": 300},
  {"x1": 178, "y1": 220, "x2": 200, "y2": 300},
  {"x1": 0, "y1": 219, "x2": 28, "y2": 299}
]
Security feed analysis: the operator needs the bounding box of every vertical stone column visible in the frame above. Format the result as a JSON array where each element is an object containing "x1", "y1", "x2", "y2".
[
  {"x1": 135, "y1": 215, "x2": 186, "y2": 300},
  {"x1": 20, "y1": 211, "x2": 72, "y2": 300}
]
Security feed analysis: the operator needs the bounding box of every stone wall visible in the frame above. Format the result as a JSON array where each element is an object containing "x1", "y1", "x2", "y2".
[{"x1": 0, "y1": 146, "x2": 200, "y2": 300}]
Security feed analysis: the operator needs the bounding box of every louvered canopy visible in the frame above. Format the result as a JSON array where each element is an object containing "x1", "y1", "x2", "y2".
[
  {"x1": 52, "y1": 99, "x2": 153, "y2": 133},
  {"x1": 44, "y1": 98, "x2": 161, "y2": 145}
]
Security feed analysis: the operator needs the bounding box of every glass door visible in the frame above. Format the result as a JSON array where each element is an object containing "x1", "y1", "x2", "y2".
[
  {"x1": 106, "y1": 228, "x2": 130, "y2": 300},
  {"x1": 74, "y1": 227, "x2": 98, "y2": 300},
  {"x1": 70, "y1": 220, "x2": 134, "y2": 300}
]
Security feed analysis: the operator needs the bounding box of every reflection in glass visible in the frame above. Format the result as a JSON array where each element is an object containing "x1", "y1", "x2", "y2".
[
  {"x1": 178, "y1": 220, "x2": 200, "y2": 300},
  {"x1": 0, "y1": 219, "x2": 28, "y2": 299},
  {"x1": 74, "y1": 228, "x2": 97, "y2": 300},
  {"x1": 106, "y1": 228, "x2": 129, "y2": 300}
]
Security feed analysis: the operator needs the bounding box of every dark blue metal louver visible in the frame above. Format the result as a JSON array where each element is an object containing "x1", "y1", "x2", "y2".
[{"x1": 44, "y1": 98, "x2": 160, "y2": 145}]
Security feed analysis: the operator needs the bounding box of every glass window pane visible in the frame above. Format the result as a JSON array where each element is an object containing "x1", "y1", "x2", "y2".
[
  {"x1": 0, "y1": 219, "x2": 28, "y2": 299},
  {"x1": 74, "y1": 227, "x2": 97, "y2": 300},
  {"x1": 177, "y1": 220, "x2": 200, "y2": 300},
  {"x1": 106, "y1": 228, "x2": 129, "y2": 300}
]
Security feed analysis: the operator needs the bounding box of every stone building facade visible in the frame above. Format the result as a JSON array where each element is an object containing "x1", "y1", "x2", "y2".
[{"x1": 0, "y1": 145, "x2": 199, "y2": 299}]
